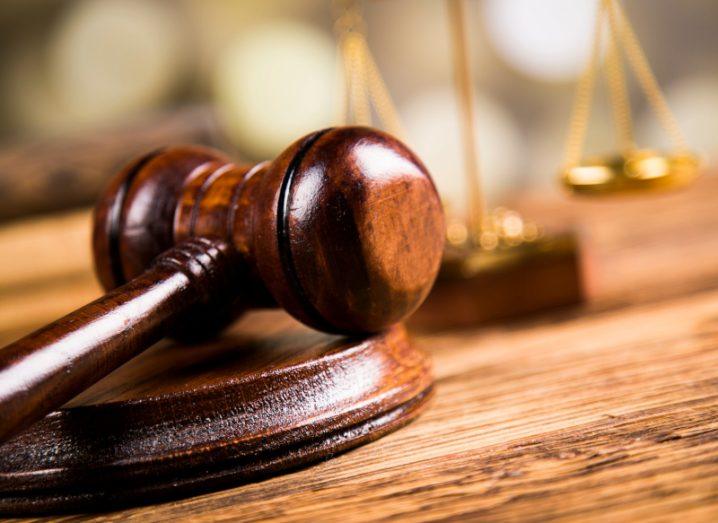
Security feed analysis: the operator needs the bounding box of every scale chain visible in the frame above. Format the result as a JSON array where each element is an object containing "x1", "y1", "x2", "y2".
[{"x1": 562, "y1": 0, "x2": 689, "y2": 167}]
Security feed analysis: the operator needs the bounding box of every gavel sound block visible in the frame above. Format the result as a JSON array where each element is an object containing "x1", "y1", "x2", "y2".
[{"x1": 0, "y1": 127, "x2": 444, "y2": 514}]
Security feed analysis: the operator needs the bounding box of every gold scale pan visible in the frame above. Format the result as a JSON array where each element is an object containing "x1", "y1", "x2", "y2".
[{"x1": 560, "y1": 0, "x2": 701, "y2": 196}]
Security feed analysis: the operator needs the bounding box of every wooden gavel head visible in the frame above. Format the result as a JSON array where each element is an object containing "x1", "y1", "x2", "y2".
[{"x1": 93, "y1": 126, "x2": 445, "y2": 335}]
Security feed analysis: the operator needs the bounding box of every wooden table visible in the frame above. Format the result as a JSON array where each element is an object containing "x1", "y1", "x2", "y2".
[{"x1": 4, "y1": 176, "x2": 718, "y2": 522}]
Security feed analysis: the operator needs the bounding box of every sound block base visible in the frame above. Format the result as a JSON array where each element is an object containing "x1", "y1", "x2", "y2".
[
  {"x1": 411, "y1": 232, "x2": 584, "y2": 330},
  {"x1": 0, "y1": 314, "x2": 432, "y2": 516}
]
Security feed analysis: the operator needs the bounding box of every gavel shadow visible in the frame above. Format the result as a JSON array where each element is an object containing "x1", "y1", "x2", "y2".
[{"x1": 0, "y1": 311, "x2": 431, "y2": 516}]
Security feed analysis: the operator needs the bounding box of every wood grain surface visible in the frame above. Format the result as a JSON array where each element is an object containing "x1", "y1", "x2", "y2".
[{"x1": 4, "y1": 175, "x2": 718, "y2": 521}]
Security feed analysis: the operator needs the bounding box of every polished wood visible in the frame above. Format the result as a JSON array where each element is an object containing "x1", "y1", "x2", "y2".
[
  {"x1": 0, "y1": 315, "x2": 431, "y2": 515},
  {"x1": 0, "y1": 126, "x2": 444, "y2": 445},
  {"x1": 0, "y1": 238, "x2": 237, "y2": 444},
  {"x1": 93, "y1": 126, "x2": 445, "y2": 334},
  {"x1": 3, "y1": 175, "x2": 718, "y2": 520},
  {"x1": 412, "y1": 233, "x2": 583, "y2": 330},
  {"x1": 247, "y1": 128, "x2": 444, "y2": 333}
]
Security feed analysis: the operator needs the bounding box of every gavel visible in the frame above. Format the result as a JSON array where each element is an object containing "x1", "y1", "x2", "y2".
[{"x1": 0, "y1": 126, "x2": 444, "y2": 443}]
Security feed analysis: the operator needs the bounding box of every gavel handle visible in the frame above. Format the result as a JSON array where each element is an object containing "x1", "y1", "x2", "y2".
[{"x1": 0, "y1": 238, "x2": 234, "y2": 444}]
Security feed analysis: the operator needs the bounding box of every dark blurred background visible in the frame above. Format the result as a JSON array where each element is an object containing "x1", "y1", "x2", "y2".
[{"x1": 0, "y1": 0, "x2": 715, "y2": 222}]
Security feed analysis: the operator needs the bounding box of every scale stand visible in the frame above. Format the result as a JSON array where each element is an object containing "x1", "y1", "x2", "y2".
[
  {"x1": 411, "y1": 225, "x2": 583, "y2": 330},
  {"x1": 413, "y1": 0, "x2": 584, "y2": 330}
]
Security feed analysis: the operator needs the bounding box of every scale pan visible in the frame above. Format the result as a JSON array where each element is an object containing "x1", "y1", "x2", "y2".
[{"x1": 561, "y1": 150, "x2": 700, "y2": 196}]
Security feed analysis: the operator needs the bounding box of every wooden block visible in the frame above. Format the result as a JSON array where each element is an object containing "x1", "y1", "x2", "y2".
[
  {"x1": 0, "y1": 313, "x2": 431, "y2": 516},
  {"x1": 0, "y1": 106, "x2": 223, "y2": 222},
  {"x1": 411, "y1": 232, "x2": 584, "y2": 330}
]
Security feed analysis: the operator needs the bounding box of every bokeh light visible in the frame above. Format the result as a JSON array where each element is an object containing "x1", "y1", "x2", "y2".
[
  {"x1": 51, "y1": 0, "x2": 185, "y2": 125},
  {"x1": 402, "y1": 88, "x2": 522, "y2": 218},
  {"x1": 638, "y1": 75, "x2": 718, "y2": 163},
  {"x1": 482, "y1": 0, "x2": 599, "y2": 82},
  {"x1": 213, "y1": 20, "x2": 337, "y2": 159}
]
